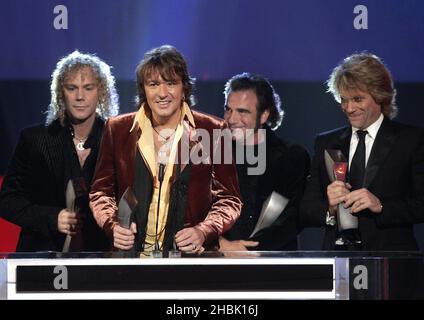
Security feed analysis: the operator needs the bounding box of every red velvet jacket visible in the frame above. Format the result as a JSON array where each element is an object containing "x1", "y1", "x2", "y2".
[{"x1": 89, "y1": 110, "x2": 242, "y2": 248}]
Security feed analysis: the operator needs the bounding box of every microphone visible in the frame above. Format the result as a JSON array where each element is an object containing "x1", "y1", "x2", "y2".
[
  {"x1": 157, "y1": 149, "x2": 167, "y2": 182},
  {"x1": 158, "y1": 163, "x2": 165, "y2": 182},
  {"x1": 152, "y1": 150, "x2": 167, "y2": 257}
]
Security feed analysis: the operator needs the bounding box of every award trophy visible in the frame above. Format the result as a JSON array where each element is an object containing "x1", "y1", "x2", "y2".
[
  {"x1": 249, "y1": 191, "x2": 288, "y2": 238},
  {"x1": 117, "y1": 187, "x2": 138, "y2": 257},
  {"x1": 324, "y1": 149, "x2": 358, "y2": 231},
  {"x1": 62, "y1": 178, "x2": 87, "y2": 253},
  {"x1": 118, "y1": 187, "x2": 138, "y2": 230}
]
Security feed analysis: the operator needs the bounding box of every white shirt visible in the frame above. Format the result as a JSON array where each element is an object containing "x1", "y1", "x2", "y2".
[{"x1": 349, "y1": 113, "x2": 384, "y2": 168}]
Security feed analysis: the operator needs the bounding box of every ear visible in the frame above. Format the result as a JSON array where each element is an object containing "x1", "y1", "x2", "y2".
[{"x1": 260, "y1": 110, "x2": 270, "y2": 126}]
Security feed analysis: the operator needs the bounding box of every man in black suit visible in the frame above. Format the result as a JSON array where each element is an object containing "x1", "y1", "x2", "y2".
[
  {"x1": 219, "y1": 73, "x2": 310, "y2": 251},
  {"x1": 300, "y1": 53, "x2": 424, "y2": 252},
  {"x1": 0, "y1": 51, "x2": 119, "y2": 251}
]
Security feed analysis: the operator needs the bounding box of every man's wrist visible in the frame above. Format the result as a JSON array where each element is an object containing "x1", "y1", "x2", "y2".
[
  {"x1": 328, "y1": 205, "x2": 337, "y2": 215},
  {"x1": 218, "y1": 236, "x2": 227, "y2": 245}
]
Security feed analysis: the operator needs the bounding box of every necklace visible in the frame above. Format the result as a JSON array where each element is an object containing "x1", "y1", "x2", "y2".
[
  {"x1": 73, "y1": 135, "x2": 87, "y2": 151},
  {"x1": 69, "y1": 124, "x2": 89, "y2": 151},
  {"x1": 152, "y1": 126, "x2": 177, "y2": 142}
]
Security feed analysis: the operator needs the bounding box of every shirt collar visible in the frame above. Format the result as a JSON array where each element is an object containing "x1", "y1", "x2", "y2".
[{"x1": 352, "y1": 113, "x2": 384, "y2": 140}]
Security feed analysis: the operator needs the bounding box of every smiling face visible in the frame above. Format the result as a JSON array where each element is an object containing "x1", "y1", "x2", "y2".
[
  {"x1": 144, "y1": 70, "x2": 184, "y2": 126},
  {"x1": 63, "y1": 66, "x2": 99, "y2": 124},
  {"x1": 224, "y1": 90, "x2": 269, "y2": 143},
  {"x1": 340, "y1": 88, "x2": 382, "y2": 130}
]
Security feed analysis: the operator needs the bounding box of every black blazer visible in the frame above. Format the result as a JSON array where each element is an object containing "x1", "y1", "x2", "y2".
[
  {"x1": 0, "y1": 118, "x2": 109, "y2": 251},
  {"x1": 300, "y1": 117, "x2": 424, "y2": 251},
  {"x1": 224, "y1": 130, "x2": 310, "y2": 250}
]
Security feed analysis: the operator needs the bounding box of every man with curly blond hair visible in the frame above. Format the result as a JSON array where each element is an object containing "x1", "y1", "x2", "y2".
[{"x1": 0, "y1": 51, "x2": 119, "y2": 251}]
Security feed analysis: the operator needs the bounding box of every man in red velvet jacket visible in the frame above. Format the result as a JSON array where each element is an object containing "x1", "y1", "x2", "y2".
[{"x1": 90, "y1": 45, "x2": 241, "y2": 254}]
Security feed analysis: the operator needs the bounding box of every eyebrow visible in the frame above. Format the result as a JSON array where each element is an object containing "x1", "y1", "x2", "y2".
[
  {"x1": 225, "y1": 105, "x2": 251, "y2": 114},
  {"x1": 145, "y1": 78, "x2": 179, "y2": 83},
  {"x1": 340, "y1": 94, "x2": 364, "y2": 100},
  {"x1": 64, "y1": 82, "x2": 97, "y2": 86},
  {"x1": 235, "y1": 107, "x2": 251, "y2": 113}
]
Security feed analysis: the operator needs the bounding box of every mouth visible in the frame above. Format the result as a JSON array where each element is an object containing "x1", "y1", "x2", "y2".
[
  {"x1": 348, "y1": 113, "x2": 362, "y2": 120},
  {"x1": 156, "y1": 100, "x2": 172, "y2": 107},
  {"x1": 73, "y1": 106, "x2": 87, "y2": 110}
]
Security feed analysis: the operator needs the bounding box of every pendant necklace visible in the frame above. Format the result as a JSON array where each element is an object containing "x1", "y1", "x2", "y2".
[
  {"x1": 73, "y1": 134, "x2": 87, "y2": 151},
  {"x1": 75, "y1": 139, "x2": 86, "y2": 151},
  {"x1": 153, "y1": 126, "x2": 177, "y2": 142}
]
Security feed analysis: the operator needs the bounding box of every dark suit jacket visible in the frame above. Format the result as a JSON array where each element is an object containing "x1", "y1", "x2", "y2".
[
  {"x1": 224, "y1": 130, "x2": 310, "y2": 250},
  {"x1": 0, "y1": 118, "x2": 109, "y2": 251},
  {"x1": 300, "y1": 117, "x2": 424, "y2": 250},
  {"x1": 89, "y1": 110, "x2": 242, "y2": 250}
]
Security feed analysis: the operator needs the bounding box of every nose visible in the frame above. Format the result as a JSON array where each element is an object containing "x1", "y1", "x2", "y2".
[
  {"x1": 158, "y1": 83, "x2": 168, "y2": 98},
  {"x1": 225, "y1": 110, "x2": 239, "y2": 125},
  {"x1": 76, "y1": 88, "x2": 84, "y2": 101},
  {"x1": 343, "y1": 100, "x2": 356, "y2": 113}
]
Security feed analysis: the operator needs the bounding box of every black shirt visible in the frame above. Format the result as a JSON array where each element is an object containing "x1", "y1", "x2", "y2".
[{"x1": 64, "y1": 117, "x2": 110, "y2": 251}]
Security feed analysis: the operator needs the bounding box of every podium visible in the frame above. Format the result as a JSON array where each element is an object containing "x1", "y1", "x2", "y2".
[{"x1": 1, "y1": 251, "x2": 423, "y2": 300}]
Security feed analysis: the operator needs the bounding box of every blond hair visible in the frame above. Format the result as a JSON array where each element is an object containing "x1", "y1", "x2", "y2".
[
  {"x1": 327, "y1": 52, "x2": 397, "y2": 119},
  {"x1": 46, "y1": 50, "x2": 119, "y2": 125}
]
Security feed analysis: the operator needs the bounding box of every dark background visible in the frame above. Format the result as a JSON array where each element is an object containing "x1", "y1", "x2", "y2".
[{"x1": 1, "y1": 0, "x2": 423, "y2": 249}]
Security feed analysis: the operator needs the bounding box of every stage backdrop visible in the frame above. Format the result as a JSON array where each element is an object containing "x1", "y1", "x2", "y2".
[{"x1": 1, "y1": 0, "x2": 423, "y2": 249}]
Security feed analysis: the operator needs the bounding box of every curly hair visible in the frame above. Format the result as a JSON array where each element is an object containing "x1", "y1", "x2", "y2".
[
  {"x1": 327, "y1": 52, "x2": 398, "y2": 119},
  {"x1": 223, "y1": 72, "x2": 284, "y2": 130},
  {"x1": 46, "y1": 50, "x2": 119, "y2": 125}
]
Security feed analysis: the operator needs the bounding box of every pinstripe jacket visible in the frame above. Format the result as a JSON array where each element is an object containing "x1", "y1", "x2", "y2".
[{"x1": 0, "y1": 118, "x2": 109, "y2": 251}]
